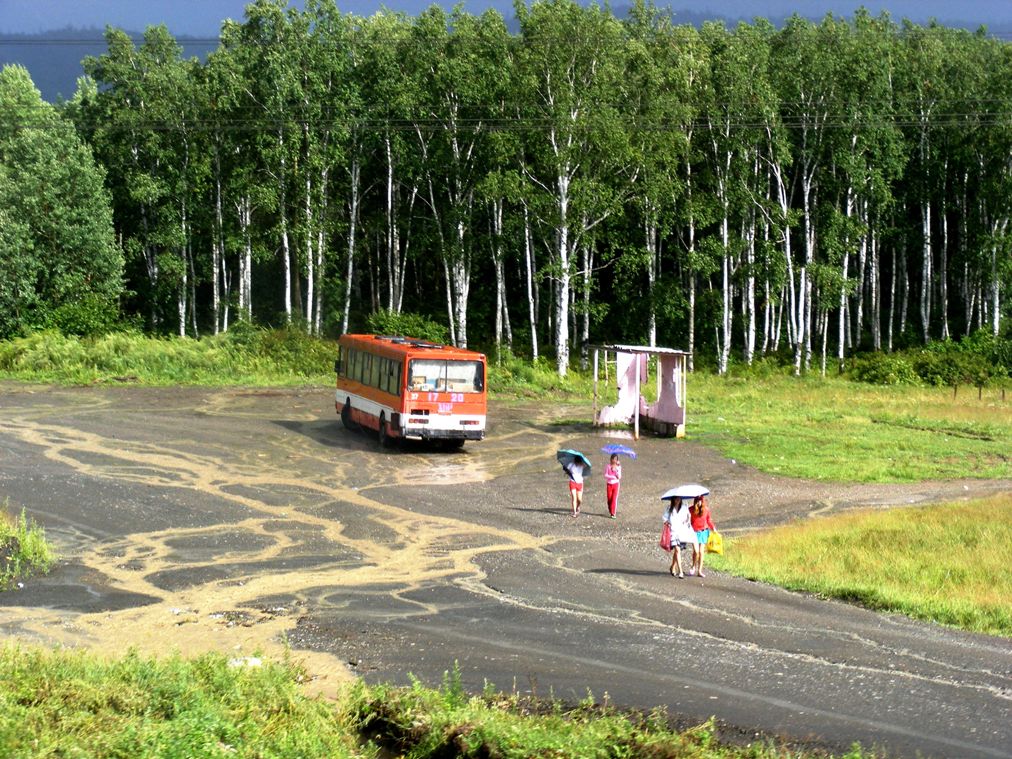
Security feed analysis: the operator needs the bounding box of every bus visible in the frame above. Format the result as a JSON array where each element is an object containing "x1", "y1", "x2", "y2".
[{"x1": 334, "y1": 334, "x2": 487, "y2": 446}]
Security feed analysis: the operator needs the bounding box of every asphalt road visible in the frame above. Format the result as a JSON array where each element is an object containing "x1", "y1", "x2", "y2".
[{"x1": 1, "y1": 383, "x2": 1009, "y2": 758}]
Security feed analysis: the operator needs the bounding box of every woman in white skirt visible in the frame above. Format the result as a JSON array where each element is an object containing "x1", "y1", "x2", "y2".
[{"x1": 663, "y1": 498, "x2": 697, "y2": 578}]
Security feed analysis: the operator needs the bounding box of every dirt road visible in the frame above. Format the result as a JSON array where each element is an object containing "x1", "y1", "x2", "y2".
[{"x1": 1, "y1": 383, "x2": 1009, "y2": 758}]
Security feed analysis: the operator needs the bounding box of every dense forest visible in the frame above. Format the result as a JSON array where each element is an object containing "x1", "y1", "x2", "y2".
[{"x1": 1, "y1": 0, "x2": 1010, "y2": 376}]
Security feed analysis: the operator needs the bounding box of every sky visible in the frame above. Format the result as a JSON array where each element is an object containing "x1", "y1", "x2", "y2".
[{"x1": 2, "y1": 0, "x2": 1012, "y2": 35}]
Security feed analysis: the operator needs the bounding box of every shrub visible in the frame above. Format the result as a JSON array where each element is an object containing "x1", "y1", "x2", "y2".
[
  {"x1": 365, "y1": 310, "x2": 449, "y2": 345},
  {"x1": 45, "y1": 293, "x2": 122, "y2": 337},
  {"x1": 911, "y1": 350, "x2": 960, "y2": 387},
  {"x1": 849, "y1": 352, "x2": 920, "y2": 385}
]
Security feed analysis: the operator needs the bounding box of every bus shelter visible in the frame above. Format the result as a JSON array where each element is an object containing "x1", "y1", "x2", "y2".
[{"x1": 590, "y1": 344, "x2": 689, "y2": 439}]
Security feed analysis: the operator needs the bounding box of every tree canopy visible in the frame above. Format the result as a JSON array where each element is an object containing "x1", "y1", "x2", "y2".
[
  {"x1": 5, "y1": 0, "x2": 1012, "y2": 374},
  {"x1": 0, "y1": 64, "x2": 123, "y2": 338}
]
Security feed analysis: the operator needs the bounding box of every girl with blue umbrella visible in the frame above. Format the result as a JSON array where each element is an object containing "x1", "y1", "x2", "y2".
[{"x1": 556, "y1": 449, "x2": 591, "y2": 517}]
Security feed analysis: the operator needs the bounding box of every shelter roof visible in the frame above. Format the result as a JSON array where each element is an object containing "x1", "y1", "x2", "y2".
[{"x1": 588, "y1": 344, "x2": 689, "y2": 356}]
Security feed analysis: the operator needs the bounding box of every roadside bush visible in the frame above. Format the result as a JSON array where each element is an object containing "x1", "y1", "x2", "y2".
[
  {"x1": 218, "y1": 322, "x2": 336, "y2": 377},
  {"x1": 911, "y1": 350, "x2": 960, "y2": 386},
  {"x1": 849, "y1": 352, "x2": 920, "y2": 385},
  {"x1": 726, "y1": 354, "x2": 795, "y2": 379},
  {"x1": 45, "y1": 293, "x2": 122, "y2": 337},
  {"x1": 365, "y1": 310, "x2": 449, "y2": 344}
]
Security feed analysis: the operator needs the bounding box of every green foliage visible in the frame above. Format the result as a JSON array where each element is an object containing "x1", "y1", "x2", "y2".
[
  {"x1": 710, "y1": 496, "x2": 1012, "y2": 636},
  {"x1": 0, "y1": 503, "x2": 56, "y2": 590},
  {"x1": 0, "y1": 64, "x2": 123, "y2": 340},
  {"x1": 850, "y1": 334, "x2": 1012, "y2": 388},
  {"x1": 365, "y1": 311, "x2": 450, "y2": 345},
  {"x1": 487, "y1": 353, "x2": 596, "y2": 399},
  {"x1": 849, "y1": 352, "x2": 920, "y2": 385},
  {"x1": 45, "y1": 292, "x2": 122, "y2": 337},
  {"x1": 0, "y1": 648, "x2": 367, "y2": 758}
]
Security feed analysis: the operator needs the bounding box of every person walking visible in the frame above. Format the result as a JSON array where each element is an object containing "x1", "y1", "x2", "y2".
[
  {"x1": 663, "y1": 498, "x2": 696, "y2": 578},
  {"x1": 566, "y1": 460, "x2": 586, "y2": 517},
  {"x1": 689, "y1": 495, "x2": 716, "y2": 577},
  {"x1": 604, "y1": 453, "x2": 622, "y2": 519}
]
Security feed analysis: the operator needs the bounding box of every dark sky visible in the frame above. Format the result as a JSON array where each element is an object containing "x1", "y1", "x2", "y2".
[{"x1": 2, "y1": 0, "x2": 1012, "y2": 35}]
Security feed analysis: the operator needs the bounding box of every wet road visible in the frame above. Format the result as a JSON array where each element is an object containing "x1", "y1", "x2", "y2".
[{"x1": 1, "y1": 383, "x2": 1009, "y2": 758}]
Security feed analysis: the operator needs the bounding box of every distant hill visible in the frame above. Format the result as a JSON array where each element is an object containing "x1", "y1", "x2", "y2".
[
  {"x1": 3, "y1": 12, "x2": 1011, "y2": 103},
  {"x1": 0, "y1": 27, "x2": 216, "y2": 102}
]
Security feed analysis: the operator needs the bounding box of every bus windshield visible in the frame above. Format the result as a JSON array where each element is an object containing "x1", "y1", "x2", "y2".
[{"x1": 408, "y1": 359, "x2": 484, "y2": 393}]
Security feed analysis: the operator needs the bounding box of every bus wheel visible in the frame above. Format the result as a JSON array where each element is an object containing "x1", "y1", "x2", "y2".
[
  {"x1": 378, "y1": 413, "x2": 390, "y2": 447},
  {"x1": 340, "y1": 400, "x2": 358, "y2": 431}
]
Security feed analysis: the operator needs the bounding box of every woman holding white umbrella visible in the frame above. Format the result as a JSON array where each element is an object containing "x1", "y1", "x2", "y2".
[{"x1": 661, "y1": 485, "x2": 708, "y2": 578}]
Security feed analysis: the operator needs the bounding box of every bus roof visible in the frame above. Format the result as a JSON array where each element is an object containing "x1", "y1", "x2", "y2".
[{"x1": 340, "y1": 334, "x2": 486, "y2": 360}]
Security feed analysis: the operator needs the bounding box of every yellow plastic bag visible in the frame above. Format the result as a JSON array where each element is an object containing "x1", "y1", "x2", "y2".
[{"x1": 706, "y1": 530, "x2": 724, "y2": 555}]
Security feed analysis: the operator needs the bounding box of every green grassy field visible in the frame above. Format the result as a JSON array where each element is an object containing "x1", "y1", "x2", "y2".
[
  {"x1": 709, "y1": 495, "x2": 1012, "y2": 636},
  {"x1": 690, "y1": 373, "x2": 1012, "y2": 482}
]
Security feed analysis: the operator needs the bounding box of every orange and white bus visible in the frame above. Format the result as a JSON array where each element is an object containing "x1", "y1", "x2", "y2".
[{"x1": 334, "y1": 334, "x2": 487, "y2": 446}]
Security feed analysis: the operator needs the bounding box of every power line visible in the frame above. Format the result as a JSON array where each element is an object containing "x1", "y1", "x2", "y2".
[{"x1": 8, "y1": 115, "x2": 1012, "y2": 133}]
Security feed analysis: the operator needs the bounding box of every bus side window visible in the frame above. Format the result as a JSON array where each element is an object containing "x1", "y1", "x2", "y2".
[
  {"x1": 394, "y1": 365, "x2": 402, "y2": 395},
  {"x1": 381, "y1": 358, "x2": 392, "y2": 393}
]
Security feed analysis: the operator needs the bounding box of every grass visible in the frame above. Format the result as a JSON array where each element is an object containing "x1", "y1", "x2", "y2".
[
  {"x1": 708, "y1": 495, "x2": 1012, "y2": 637},
  {"x1": 0, "y1": 504, "x2": 56, "y2": 590},
  {"x1": 0, "y1": 647, "x2": 876, "y2": 759},
  {"x1": 0, "y1": 648, "x2": 367, "y2": 759},
  {"x1": 350, "y1": 668, "x2": 876, "y2": 759},
  {"x1": 0, "y1": 328, "x2": 337, "y2": 386},
  {"x1": 689, "y1": 373, "x2": 1012, "y2": 482}
]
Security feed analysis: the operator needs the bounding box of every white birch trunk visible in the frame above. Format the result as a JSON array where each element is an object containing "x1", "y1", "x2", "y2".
[{"x1": 523, "y1": 200, "x2": 538, "y2": 360}]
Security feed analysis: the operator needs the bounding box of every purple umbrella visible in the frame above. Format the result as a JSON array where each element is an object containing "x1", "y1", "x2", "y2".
[{"x1": 601, "y1": 443, "x2": 637, "y2": 459}]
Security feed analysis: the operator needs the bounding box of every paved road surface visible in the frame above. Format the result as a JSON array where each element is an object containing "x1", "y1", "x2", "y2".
[{"x1": 1, "y1": 384, "x2": 1009, "y2": 758}]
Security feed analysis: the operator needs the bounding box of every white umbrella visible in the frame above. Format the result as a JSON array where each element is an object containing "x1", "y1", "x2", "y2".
[{"x1": 660, "y1": 484, "x2": 709, "y2": 500}]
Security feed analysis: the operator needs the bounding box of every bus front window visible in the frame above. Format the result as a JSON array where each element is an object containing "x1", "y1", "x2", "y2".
[{"x1": 409, "y1": 360, "x2": 484, "y2": 393}]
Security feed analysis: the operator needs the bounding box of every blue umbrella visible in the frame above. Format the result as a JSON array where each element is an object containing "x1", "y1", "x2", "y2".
[
  {"x1": 601, "y1": 443, "x2": 637, "y2": 459},
  {"x1": 556, "y1": 449, "x2": 592, "y2": 475}
]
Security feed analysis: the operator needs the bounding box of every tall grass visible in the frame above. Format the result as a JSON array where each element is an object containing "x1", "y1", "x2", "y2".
[
  {"x1": 0, "y1": 648, "x2": 877, "y2": 758},
  {"x1": 487, "y1": 353, "x2": 597, "y2": 399},
  {"x1": 0, "y1": 327, "x2": 336, "y2": 386},
  {"x1": 0, "y1": 648, "x2": 368, "y2": 758},
  {"x1": 0, "y1": 504, "x2": 55, "y2": 590},
  {"x1": 350, "y1": 669, "x2": 875, "y2": 759},
  {"x1": 690, "y1": 373, "x2": 1012, "y2": 481},
  {"x1": 710, "y1": 495, "x2": 1012, "y2": 636}
]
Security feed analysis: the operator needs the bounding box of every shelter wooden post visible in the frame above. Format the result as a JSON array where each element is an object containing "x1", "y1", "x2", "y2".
[{"x1": 634, "y1": 353, "x2": 640, "y2": 440}]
